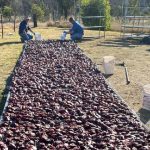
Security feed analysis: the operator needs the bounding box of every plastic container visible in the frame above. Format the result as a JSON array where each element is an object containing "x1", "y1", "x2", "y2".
[
  {"x1": 142, "y1": 84, "x2": 150, "y2": 110},
  {"x1": 103, "y1": 56, "x2": 115, "y2": 75},
  {"x1": 35, "y1": 33, "x2": 42, "y2": 40},
  {"x1": 60, "y1": 31, "x2": 67, "y2": 41}
]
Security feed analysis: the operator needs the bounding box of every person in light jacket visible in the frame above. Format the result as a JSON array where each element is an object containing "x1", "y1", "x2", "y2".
[{"x1": 66, "y1": 17, "x2": 84, "y2": 41}]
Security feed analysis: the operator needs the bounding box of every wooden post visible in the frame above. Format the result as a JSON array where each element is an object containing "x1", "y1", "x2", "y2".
[
  {"x1": 123, "y1": 62, "x2": 130, "y2": 85},
  {"x1": 99, "y1": 11, "x2": 101, "y2": 39},
  {"x1": 99, "y1": 27, "x2": 101, "y2": 38},
  {"x1": 33, "y1": 14, "x2": 37, "y2": 27},
  {"x1": 124, "y1": 0, "x2": 129, "y2": 17},
  {"x1": 79, "y1": 0, "x2": 81, "y2": 23},
  {"x1": 74, "y1": 0, "x2": 75, "y2": 18},
  {"x1": 1, "y1": 14, "x2": 3, "y2": 38},
  {"x1": 14, "y1": 14, "x2": 16, "y2": 32}
]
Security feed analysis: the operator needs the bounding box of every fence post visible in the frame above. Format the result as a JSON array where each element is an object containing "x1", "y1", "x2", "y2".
[
  {"x1": 1, "y1": 14, "x2": 3, "y2": 39},
  {"x1": 14, "y1": 14, "x2": 16, "y2": 32}
]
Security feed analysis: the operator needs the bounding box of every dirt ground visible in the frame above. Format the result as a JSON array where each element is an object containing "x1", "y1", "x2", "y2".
[
  {"x1": 0, "y1": 26, "x2": 150, "y2": 128},
  {"x1": 78, "y1": 32, "x2": 150, "y2": 128}
]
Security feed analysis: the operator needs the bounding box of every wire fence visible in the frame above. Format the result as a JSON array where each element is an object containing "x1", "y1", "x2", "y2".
[{"x1": 121, "y1": 0, "x2": 150, "y2": 38}]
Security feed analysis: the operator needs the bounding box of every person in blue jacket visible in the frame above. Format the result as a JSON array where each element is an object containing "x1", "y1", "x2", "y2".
[
  {"x1": 19, "y1": 16, "x2": 35, "y2": 43},
  {"x1": 67, "y1": 17, "x2": 84, "y2": 41}
]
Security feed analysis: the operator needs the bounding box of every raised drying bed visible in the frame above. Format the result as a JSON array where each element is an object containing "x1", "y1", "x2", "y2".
[{"x1": 0, "y1": 40, "x2": 149, "y2": 149}]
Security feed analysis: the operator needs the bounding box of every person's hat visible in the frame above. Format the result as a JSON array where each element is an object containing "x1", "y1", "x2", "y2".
[{"x1": 24, "y1": 16, "x2": 31, "y2": 20}]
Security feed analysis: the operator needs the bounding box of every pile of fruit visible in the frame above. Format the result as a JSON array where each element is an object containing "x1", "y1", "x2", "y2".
[{"x1": 0, "y1": 40, "x2": 149, "y2": 149}]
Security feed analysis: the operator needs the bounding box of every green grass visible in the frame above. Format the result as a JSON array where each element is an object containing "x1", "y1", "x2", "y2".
[
  {"x1": 0, "y1": 35, "x2": 22, "y2": 97},
  {"x1": 0, "y1": 30, "x2": 23, "y2": 113}
]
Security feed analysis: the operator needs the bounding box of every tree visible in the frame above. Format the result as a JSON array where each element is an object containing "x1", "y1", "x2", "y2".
[
  {"x1": 31, "y1": 4, "x2": 44, "y2": 21},
  {"x1": 10, "y1": 0, "x2": 24, "y2": 31},
  {"x1": 0, "y1": 0, "x2": 11, "y2": 9},
  {"x1": 3, "y1": 6, "x2": 13, "y2": 21},
  {"x1": 21, "y1": 0, "x2": 32, "y2": 16},
  {"x1": 10, "y1": 0, "x2": 23, "y2": 16},
  {"x1": 103, "y1": 0, "x2": 111, "y2": 30},
  {"x1": 57, "y1": 0, "x2": 74, "y2": 19}
]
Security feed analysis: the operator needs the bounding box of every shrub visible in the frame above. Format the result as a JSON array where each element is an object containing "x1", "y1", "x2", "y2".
[
  {"x1": 47, "y1": 18, "x2": 71, "y2": 28},
  {"x1": 47, "y1": 20, "x2": 55, "y2": 27},
  {"x1": 3, "y1": 6, "x2": 13, "y2": 20}
]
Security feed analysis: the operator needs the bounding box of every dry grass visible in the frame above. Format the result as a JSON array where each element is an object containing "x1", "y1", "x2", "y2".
[
  {"x1": 47, "y1": 19, "x2": 71, "y2": 28},
  {"x1": 0, "y1": 26, "x2": 150, "y2": 128}
]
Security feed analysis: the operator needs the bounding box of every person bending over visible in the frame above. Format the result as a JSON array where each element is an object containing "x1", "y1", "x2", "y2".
[
  {"x1": 19, "y1": 16, "x2": 35, "y2": 43},
  {"x1": 67, "y1": 17, "x2": 84, "y2": 41}
]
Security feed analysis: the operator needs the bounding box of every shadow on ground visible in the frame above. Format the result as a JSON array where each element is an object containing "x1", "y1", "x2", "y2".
[
  {"x1": 97, "y1": 38, "x2": 141, "y2": 48},
  {"x1": 83, "y1": 37, "x2": 100, "y2": 41},
  {"x1": 102, "y1": 73, "x2": 113, "y2": 79},
  {"x1": 58, "y1": 28, "x2": 70, "y2": 31},
  {"x1": 146, "y1": 49, "x2": 150, "y2": 52},
  {"x1": 0, "y1": 46, "x2": 24, "y2": 116},
  {"x1": 0, "y1": 41, "x2": 21, "y2": 46},
  {"x1": 75, "y1": 37, "x2": 101, "y2": 43},
  {"x1": 0, "y1": 75, "x2": 12, "y2": 116},
  {"x1": 138, "y1": 108, "x2": 150, "y2": 126}
]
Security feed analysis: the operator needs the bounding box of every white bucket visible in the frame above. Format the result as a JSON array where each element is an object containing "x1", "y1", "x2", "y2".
[
  {"x1": 35, "y1": 33, "x2": 42, "y2": 40},
  {"x1": 142, "y1": 84, "x2": 150, "y2": 110},
  {"x1": 60, "y1": 32, "x2": 67, "y2": 41},
  {"x1": 103, "y1": 56, "x2": 115, "y2": 75}
]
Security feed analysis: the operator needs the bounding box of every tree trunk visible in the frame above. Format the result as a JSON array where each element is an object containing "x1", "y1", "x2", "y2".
[
  {"x1": 14, "y1": 14, "x2": 16, "y2": 32},
  {"x1": 64, "y1": 9, "x2": 68, "y2": 20},
  {"x1": 33, "y1": 14, "x2": 37, "y2": 27}
]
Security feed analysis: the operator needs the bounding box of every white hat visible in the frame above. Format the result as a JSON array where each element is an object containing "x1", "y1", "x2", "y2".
[{"x1": 24, "y1": 16, "x2": 31, "y2": 20}]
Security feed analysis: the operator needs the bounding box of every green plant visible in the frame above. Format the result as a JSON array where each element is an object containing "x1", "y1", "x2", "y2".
[
  {"x1": 32, "y1": 4, "x2": 44, "y2": 21},
  {"x1": 3, "y1": 6, "x2": 13, "y2": 20},
  {"x1": 104, "y1": 0, "x2": 111, "y2": 30}
]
